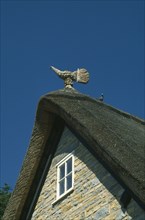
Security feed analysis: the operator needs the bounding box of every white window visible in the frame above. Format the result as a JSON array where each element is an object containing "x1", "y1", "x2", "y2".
[{"x1": 57, "y1": 153, "x2": 74, "y2": 199}]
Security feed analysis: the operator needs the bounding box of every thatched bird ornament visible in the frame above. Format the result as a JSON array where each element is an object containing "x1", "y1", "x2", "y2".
[{"x1": 50, "y1": 66, "x2": 89, "y2": 88}]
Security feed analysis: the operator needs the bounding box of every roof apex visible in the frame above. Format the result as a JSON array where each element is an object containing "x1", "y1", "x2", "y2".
[{"x1": 39, "y1": 89, "x2": 144, "y2": 125}]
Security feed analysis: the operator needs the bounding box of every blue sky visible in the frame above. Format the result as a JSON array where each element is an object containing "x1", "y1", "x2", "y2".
[{"x1": 1, "y1": 0, "x2": 144, "y2": 189}]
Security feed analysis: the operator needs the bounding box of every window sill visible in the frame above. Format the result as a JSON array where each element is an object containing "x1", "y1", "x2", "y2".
[{"x1": 52, "y1": 188, "x2": 74, "y2": 206}]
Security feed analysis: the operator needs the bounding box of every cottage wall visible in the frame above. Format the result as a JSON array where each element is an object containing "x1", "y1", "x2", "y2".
[{"x1": 31, "y1": 127, "x2": 145, "y2": 220}]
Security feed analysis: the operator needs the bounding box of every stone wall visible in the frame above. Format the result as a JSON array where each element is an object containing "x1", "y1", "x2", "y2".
[{"x1": 31, "y1": 127, "x2": 145, "y2": 220}]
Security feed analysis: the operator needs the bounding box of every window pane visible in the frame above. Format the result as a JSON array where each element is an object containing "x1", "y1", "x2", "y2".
[
  {"x1": 67, "y1": 158, "x2": 72, "y2": 174},
  {"x1": 59, "y1": 179, "x2": 65, "y2": 195},
  {"x1": 59, "y1": 164, "x2": 65, "y2": 179},
  {"x1": 66, "y1": 174, "x2": 72, "y2": 190}
]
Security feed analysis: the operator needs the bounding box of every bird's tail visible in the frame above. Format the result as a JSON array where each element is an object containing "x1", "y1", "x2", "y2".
[
  {"x1": 75, "y1": 68, "x2": 89, "y2": 83},
  {"x1": 50, "y1": 66, "x2": 62, "y2": 76}
]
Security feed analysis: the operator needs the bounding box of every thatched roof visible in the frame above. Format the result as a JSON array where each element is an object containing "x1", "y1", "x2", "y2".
[{"x1": 3, "y1": 88, "x2": 145, "y2": 219}]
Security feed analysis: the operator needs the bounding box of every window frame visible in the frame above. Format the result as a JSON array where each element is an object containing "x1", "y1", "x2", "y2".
[{"x1": 56, "y1": 152, "x2": 74, "y2": 200}]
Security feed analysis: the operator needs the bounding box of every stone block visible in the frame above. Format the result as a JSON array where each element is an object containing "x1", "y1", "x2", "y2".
[{"x1": 94, "y1": 205, "x2": 109, "y2": 220}]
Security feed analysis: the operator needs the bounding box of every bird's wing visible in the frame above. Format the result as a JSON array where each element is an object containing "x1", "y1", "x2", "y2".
[{"x1": 73, "y1": 68, "x2": 89, "y2": 83}]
